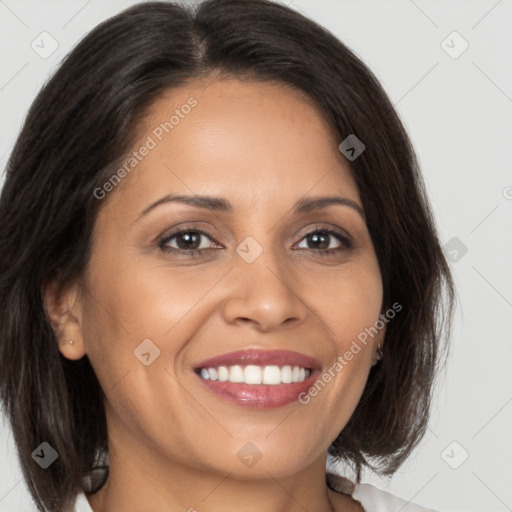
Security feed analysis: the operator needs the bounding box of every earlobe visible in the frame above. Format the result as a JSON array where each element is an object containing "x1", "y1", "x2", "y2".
[
  {"x1": 41, "y1": 279, "x2": 87, "y2": 360},
  {"x1": 371, "y1": 324, "x2": 386, "y2": 366},
  {"x1": 371, "y1": 344, "x2": 383, "y2": 367}
]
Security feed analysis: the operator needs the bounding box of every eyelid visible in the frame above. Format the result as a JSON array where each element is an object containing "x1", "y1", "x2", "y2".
[{"x1": 293, "y1": 222, "x2": 353, "y2": 245}]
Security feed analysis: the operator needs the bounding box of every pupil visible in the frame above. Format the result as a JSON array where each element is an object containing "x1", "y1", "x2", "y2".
[
  {"x1": 310, "y1": 232, "x2": 328, "y2": 249},
  {"x1": 177, "y1": 232, "x2": 200, "y2": 250}
]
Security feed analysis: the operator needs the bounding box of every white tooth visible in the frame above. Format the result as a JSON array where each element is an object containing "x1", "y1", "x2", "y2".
[
  {"x1": 218, "y1": 366, "x2": 229, "y2": 382},
  {"x1": 263, "y1": 365, "x2": 281, "y2": 385},
  {"x1": 281, "y1": 365, "x2": 293, "y2": 383},
  {"x1": 209, "y1": 364, "x2": 306, "y2": 385},
  {"x1": 244, "y1": 365, "x2": 262, "y2": 384},
  {"x1": 229, "y1": 365, "x2": 244, "y2": 383}
]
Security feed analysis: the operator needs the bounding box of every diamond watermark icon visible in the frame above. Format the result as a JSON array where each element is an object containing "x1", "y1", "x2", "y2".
[
  {"x1": 236, "y1": 236, "x2": 263, "y2": 263},
  {"x1": 31, "y1": 31, "x2": 59, "y2": 59},
  {"x1": 444, "y1": 237, "x2": 468, "y2": 263},
  {"x1": 32, "y1": 442, "x2": 58, "y2": 469},
  {"x1": 134, "y1": 338, "x2": 161, "y2": 366},
  {"x1": 441, "y1": 31, "x2": 469, "y2": 59},
  {"x1": 441, "y1": 441, "x2": 469, "y2": 469},
  {"x1": 237, "y1": 442, "x2": 263, "y2": 468},
  {"x1": 338, "y1": 134, "x2": 365, "y2": 161}
]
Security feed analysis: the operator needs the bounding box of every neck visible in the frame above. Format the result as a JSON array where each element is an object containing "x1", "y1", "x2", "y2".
[{"x1": 86, "y1": 440, "x2": 338, "y2": 512}]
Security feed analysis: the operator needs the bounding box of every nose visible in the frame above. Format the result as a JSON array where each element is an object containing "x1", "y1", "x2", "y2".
[{"x1": 221, "y1": 248, "x2": 308, "y2": 332}]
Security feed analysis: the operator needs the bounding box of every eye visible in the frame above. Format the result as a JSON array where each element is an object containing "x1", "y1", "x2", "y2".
[
  {"x1": 157, "y1": 226, "x2": 352, "y2": 257},
  {"x1": 295, "y1": 228, "x2": 352, "y2": 253},
  {"x1": 158, "y1": 229, "x2": 221, "y2": 254}
]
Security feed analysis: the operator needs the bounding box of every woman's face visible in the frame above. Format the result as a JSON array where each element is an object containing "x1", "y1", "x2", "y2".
[{"x1": 58, "y1": 77, "x2": 384, "y2": 479}]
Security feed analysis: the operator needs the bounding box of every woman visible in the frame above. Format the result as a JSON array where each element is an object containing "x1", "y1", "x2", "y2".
[{"x1": 0, "y1": 1, "x2": 454, "y2": 511}]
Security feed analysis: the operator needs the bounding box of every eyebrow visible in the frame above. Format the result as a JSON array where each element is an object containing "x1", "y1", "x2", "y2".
[{"x1": 135, "y1": 194, "x2": 365, "y2": 222}]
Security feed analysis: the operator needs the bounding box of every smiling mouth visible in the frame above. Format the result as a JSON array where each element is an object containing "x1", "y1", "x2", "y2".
[
  {"x1": 196, "y1": 365, "x2": 312, "y2": 385},
  {"x1": 193, "y1": 349, "x2": 320, "y2": 408}
]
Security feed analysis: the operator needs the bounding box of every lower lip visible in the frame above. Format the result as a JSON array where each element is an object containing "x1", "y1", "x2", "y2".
[{"x1": 196, "y1": 372, "x2": 319, "y2": 408}]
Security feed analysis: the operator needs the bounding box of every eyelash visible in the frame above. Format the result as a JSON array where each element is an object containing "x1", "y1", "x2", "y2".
[{"x1": 157, "y1": 226, "x2": 353, "y2": 257}]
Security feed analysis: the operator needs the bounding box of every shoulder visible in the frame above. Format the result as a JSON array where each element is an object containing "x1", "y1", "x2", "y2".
[{"x1": 327, "y1": 472, "x2": 438, "y2": 512}]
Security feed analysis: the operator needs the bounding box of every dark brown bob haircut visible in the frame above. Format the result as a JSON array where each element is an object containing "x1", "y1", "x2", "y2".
[{"x1": 0, "y1": 0, "x2": 454, "y2": 510}]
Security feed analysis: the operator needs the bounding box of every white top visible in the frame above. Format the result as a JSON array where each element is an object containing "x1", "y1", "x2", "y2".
[
  {"x1": 351, "y1": 483, "x2": 436, "y2": 511},
  {"x1": 74, "y1": 475, "x2": 437, "y2": 512},
  {"x1": 326, "y1": 472, "x2": 437, "y2": 511}
]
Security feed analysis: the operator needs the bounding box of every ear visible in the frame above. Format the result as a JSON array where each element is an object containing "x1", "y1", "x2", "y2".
[{"x1": 41, "y1": 279, "x2": 87, "y2": 360}]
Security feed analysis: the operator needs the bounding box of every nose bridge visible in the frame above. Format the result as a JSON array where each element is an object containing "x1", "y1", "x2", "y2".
[{"x1": 221, "y1": 233, "x2": 306, "y2": 330}]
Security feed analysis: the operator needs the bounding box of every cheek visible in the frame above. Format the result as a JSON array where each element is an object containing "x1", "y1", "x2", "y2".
[
  {"x1": 82, "y1": 249, "x2": 212, "y2": 345},
  {"x1": 299, "y1": 258, "x2": 383, "y2": 424},
  {"x1": 80, "y1": 247, "x2": 231, "y2": 396},
  {"x1": 316, "y1": 258, "x2": 383, "y2": 344}
]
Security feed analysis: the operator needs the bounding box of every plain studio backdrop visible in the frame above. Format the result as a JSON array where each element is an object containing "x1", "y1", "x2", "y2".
[{"x1": 1, "y1": 1, "x2": 511, "y2": 511}]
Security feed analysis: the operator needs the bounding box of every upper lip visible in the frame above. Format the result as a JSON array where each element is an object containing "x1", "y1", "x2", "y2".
[{"x1": 194, "y1": 349, "x2": 321, "y2": 370}]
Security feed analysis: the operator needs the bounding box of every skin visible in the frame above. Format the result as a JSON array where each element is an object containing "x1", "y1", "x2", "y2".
[{"x1": 43, "y1": 76, "x2": 385, "y2": 512}]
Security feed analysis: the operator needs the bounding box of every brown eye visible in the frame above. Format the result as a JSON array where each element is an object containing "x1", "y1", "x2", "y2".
[
  {"x1": 296, "y1": 229, "x2": 352, "y2": 252},
  {"x1": 173, "y1": 231, "x2": 202, "y2": 250},
  {"x1": 159, "y1": 229, "x2": 220, "y2": 254}
]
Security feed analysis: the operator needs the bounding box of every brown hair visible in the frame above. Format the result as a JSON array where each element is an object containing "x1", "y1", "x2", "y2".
[{"x1": 0, "y1": 1, "x2": 454, "y2": 510}]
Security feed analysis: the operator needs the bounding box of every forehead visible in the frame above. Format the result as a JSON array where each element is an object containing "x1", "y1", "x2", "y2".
[{"x1": 99, "y1": 77, "x2": 360, "y2": 222}]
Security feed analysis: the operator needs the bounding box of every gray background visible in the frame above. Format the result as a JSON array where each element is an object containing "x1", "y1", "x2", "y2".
[{"x1": 1, "y1": 1, "x2": 511, "y2": 511}]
